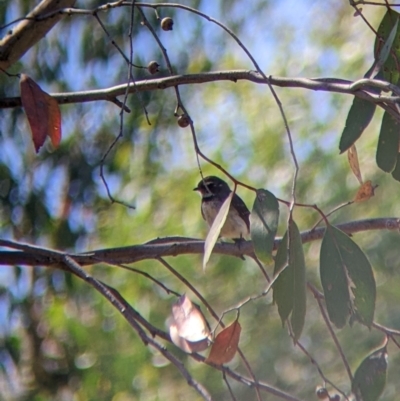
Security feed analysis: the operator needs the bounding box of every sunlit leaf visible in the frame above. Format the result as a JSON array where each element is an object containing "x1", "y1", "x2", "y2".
[
  {"x1": 169, "y1": 295, "x2": 210, "y2": 353},
  {"x1": 374, "y1": 10, "x2": 400, "y2": 84},
  {"x1": 354, "y1": 181, "x2": 377, "y2": 203},
  {"x1": 250, "y1": 189, "x2": 279, "y2": 263},
  {"x1": 339, "y1": 97, "x2": 376, "y2": 154},
  {"x1": 320, "y1": 225, "x2": 376, "y2": 328},
  {"x1": 206, "y1": 320, "x2": 241, "y2": 365},
  {"x1": 273, "y1": 220, "x2": 306, "y2": 340},
  {"x1": 352, "y1": 346, "x2": 388, "y2": 401},
  {"x1": 347, "y1": 145, "x2": 363, "y2": 184},
  {"x1": 203, "y1": 191, "x2": 234, "y2": 270},
  {"x1": 20, "y1": 74, "x2": 62, "y2": 152},
  {"x1": 376, "y1": 111, "x2": 399, "y2": 173}
]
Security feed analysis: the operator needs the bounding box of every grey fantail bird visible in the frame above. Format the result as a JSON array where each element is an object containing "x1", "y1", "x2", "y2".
[{"x1": 194, "y1": 176, "x2": 250, "y2": 241}]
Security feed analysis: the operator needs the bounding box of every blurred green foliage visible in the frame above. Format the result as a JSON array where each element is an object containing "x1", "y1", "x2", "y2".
[{"x1": 0, "y1": 1, "x2": 399, "y2": 401}]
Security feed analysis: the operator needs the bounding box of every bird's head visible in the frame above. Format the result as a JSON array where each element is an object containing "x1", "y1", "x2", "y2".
[{"x1": 193, "y1": 176, "x2": 231, "y2": 198}]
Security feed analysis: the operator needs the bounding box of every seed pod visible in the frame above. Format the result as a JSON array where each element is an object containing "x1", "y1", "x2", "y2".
[
  {"x1": 147, "y1": 61, "x2": 160, "y2": 75},
  {"x1": 177, "y1": 114, "x2": 190, "y2": 128},
  {"x1": 316, "y1": 387, "x2": 329, "y2": 400},
  {"x1": 161, "y1": 17, "x2": 174, "y2": 31}
]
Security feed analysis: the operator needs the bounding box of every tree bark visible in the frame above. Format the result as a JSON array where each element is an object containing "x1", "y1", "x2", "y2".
[{"x1": 0, "y1": 0, "x2": 76, "y2": 70}]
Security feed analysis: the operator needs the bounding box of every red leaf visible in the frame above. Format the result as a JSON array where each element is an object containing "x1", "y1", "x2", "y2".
[
  {"x1": 47, "y1": 95, "x2": 61, "y2": 148},
  {"x1": 206, "y1": 320, "x2": 241, "y2": 365},
  {"x1": 20, "y1": 74, "x2": 62, "y2": 152}
]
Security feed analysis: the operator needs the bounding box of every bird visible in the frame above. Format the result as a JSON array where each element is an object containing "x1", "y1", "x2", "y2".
[{"x1": 193, "y1": 176, "x2": 250, "y2": 241}]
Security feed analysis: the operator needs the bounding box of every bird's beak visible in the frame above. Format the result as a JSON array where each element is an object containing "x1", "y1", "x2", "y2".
[{"x1": 193, "y1": 186, "x2": 199, "y2": 191}]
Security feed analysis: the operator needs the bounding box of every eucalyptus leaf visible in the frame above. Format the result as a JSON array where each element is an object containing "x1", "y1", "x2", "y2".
[
  {"x1": 376, "y1": 111, "x2": 399, "y2": 173},
  {"x1": 288, "y1": 220, "x2": 306, "y2": 342},
  {"x1": 320, "y1": 225, "x2": 376, "y2": 328},
  {"x1": 352, "y1": 346, "x2": 388, "y2": 401},
  {"x1": 273, "y1": 220, "x2": 306, "y2": 340},
  {"x1": 370, "y1": 17, "x2": 398, "y2": 78},
  {"x1": 339, "y1": 97, "x2": 376, "y2": 154},
  {"x1": 273, "y1": 231, "x2": 292, "y2": 324},
  {"x1": 374, "y1": 10, "x2": 400, "y2": 84},
  {"x1": 250, "y1": 189, "x2": 279, "y2": 263}
]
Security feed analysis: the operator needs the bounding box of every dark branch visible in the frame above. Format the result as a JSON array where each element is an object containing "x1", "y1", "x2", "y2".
[{"x1": 0, "y1": 217, "x2": 398, "y2": 267}]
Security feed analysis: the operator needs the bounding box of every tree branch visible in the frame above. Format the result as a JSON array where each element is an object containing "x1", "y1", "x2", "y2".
[
  {"x1": 0, "y1": 0, "x2": 77, "y2": 71},
  {"x1": 0, "y1": 217, "x2": 398, "y2": 267},
  {"x1": 1, "y1": 71, "x2": 398, "y2": 109}
]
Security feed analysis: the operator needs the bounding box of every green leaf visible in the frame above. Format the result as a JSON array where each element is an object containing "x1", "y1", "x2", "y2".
[
  {"x1": 352, "y1": 346, "x2": 388, "y2": 401},
  {"x1": 339, "y1": 97, "x2": 376, "y2": 153},
  {"x1": 374, "y1": 10, "x2": 400, "y2": 84},
  {"x1": 288, "y1": 220, "x2": 306, "y2": 342},
  {"x1": 320, "y1": 227, "x2": 351, "y2": 328},
  {"x1": 250, "y1": 189, "x2": 279, "y2": 263},
  {"x1": 370, "y1": 17, "x2": 399, "y2": 78},
  {"x1": 391, "y1": 153, "x2": 400, "y2": 181},
  {"x1": 320, "y1": 225, "x2": 376, "y2": 329},
  {"x1": 273, "y1": 220, "x2": 306, "y2": 341},
  {"x1": 273, "y1": 231, "x2": 291, "y2": 323},
  {"x1": 376, "y1": 111, "x2": 400, "y2": 173}
]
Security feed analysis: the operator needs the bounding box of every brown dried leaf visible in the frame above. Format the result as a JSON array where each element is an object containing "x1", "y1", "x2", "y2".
[
  {"x1": 206, "y1": 320, "x2": 241, "y2": 365},
  {"x1": 348, "y1": 145, "x2": 363, "y2": 184},
  {"x1": 354, "y1": 180, "x2": 377, "y2": 203},
  {"x1": 20, "y1": 74, "x2": 61, "y2": 152},
  {"x1": 46, "y1": 95, "x2": 61, "y2": 148}
]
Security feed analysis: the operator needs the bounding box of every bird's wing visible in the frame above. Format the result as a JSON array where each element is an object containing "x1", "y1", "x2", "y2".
[{"x1": 232, "y1": 193, "x2": 251, "y2": 231}]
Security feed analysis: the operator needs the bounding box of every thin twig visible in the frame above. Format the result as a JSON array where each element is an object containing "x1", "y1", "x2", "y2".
[
  {"x1": 61, "y1": 255, "x2": 213, "y2": 401},
  {"x1": 116, "y1": 263, "x2": 181, "y2": 296},
  {"x1": 295, "y1": 341, "x2": 349, "y2": 401},
  {"x1": 308, "y1": 283, "x2": 353, "y2": 382},
  {"x1": 157, "y1": 257, "x2": 263, "y2": 401}
]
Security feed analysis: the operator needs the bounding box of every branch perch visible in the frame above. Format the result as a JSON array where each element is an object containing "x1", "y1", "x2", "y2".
[
  {"x1": 0, "y1": 72, "x2": 398, "y2": 109},
  {"x1": 0, "y1": 217, "x2": 398, "y2": 267}
]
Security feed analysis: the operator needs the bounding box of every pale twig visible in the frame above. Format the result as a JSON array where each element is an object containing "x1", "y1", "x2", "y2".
[
  {"x1": 157, "y1": 257, "x2": 220, "y2": 321},
  {"x1": 250, "y1": 252, "x2": 270, "y2": 282},
  {"x1": 372, "y1": 321, "x2": 400, "y2": 337},
  {"x1": 1, "y1": 73, "x2": 398, "y2": 109},
  {"x1": 311, "y1": 201, "x2": 354, "y2": 230},
  {"x1": 93, "y1": 11, "x2": 137, "y2": 208},
  {"x1": 116, "y1": 263, "x2": 181, "y2": 296}
]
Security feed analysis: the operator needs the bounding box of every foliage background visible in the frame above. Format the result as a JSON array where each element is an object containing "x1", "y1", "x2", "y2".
[{"x1": 1, "y1": 1, "x2": 399, "y2": 401}]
